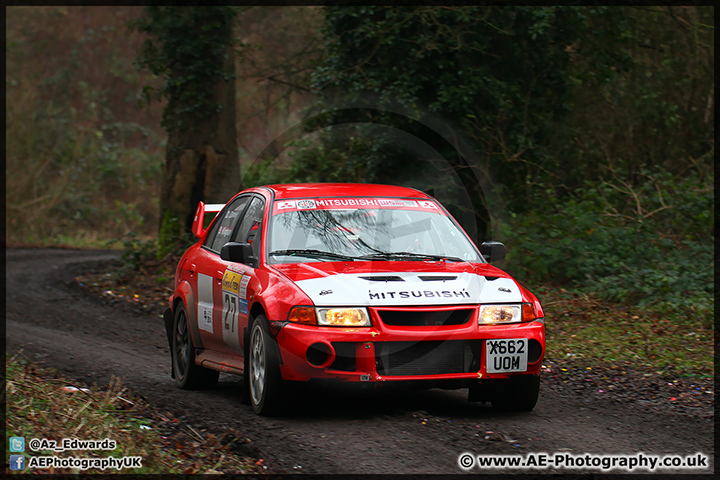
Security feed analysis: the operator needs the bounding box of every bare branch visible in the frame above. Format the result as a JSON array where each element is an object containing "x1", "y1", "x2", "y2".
[{"x1": 259, "y1": 75, "x2": 314, "y2": 93}]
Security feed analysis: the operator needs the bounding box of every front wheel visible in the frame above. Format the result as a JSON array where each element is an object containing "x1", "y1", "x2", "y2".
[
  {"x1": 248, "y1": 314, "x2": 283, "y2": 415},
  {"x1": 172, "y1": 303, "x2": 219, "y2": 390},
  {"x1": 490, "y1": 374, "x2": 540, "y2": 412}
]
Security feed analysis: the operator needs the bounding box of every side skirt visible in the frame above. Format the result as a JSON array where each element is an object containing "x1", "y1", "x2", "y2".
[{"x1": 196, "y1": 349, "x2": 245, "y2": 376}]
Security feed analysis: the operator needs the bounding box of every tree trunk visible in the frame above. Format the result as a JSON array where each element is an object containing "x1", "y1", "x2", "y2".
[{"x1": 158, "y1": 44, "x2": 240, "y2": 257}]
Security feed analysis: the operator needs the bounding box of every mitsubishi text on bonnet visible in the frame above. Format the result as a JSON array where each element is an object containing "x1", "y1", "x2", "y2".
[{"x1": 162, "y1": 183, "x2": 545, "y2": 415}]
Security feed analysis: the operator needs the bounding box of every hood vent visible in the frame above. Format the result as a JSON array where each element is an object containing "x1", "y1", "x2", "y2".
[
  {"x1": 359, "y1": 275, "x2": 405, "y2": 282},
  {"x1": 418, "y1": 275, "x2": 457, "y2": 282}
]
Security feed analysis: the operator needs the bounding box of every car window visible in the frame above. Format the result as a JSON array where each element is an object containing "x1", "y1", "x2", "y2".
[
  {"x1": 205, "y1": 196, "x2": 250, "y2": 252},
  {"x1": 233, "y1": 197, "x2": 265, "y2": 257},
  {"x1": 269, "y1": 206, "x2": 482, "y2": 262}
]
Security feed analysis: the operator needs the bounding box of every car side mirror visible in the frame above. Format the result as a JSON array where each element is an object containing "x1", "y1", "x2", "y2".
[
  {"x1": 221, "y1": 242, "x2": 257, "y2": 267},
  {"x1": 480, "y1": 241, "x2": 506, "y2": 262}
]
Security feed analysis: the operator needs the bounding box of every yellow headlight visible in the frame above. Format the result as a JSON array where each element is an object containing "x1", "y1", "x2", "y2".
[
  {"x1": 480, "y1": 305, "x2": 521, "y2": 324},
  {"x1": 317, "y1": 308, "x2": 371, "y2": 327}
]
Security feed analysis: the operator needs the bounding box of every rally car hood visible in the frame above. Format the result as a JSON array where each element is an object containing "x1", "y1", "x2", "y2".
[{"x1": 271, "y1": 261, "x2": 523, "y2": 307}]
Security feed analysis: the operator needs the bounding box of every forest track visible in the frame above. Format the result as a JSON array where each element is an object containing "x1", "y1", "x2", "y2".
[{"x1": 6, "y1": 248, "x2": 714, "y2": 474}]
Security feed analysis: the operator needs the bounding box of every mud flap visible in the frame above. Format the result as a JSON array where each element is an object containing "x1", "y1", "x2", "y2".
[
  {"x1": 163, "y1": 308, "x2": 175, "y2": 378},
  {"x1": 267, "y1": 320, "x2": 287, "y2": 368}
]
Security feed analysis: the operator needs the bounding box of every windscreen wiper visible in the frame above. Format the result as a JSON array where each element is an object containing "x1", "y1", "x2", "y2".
[
  {"x1": 269, "y1": 249, "x2": 357, "y2": 261},
  {"x1": 358, "y1": 252, "x2": 465, "y2": 262}
]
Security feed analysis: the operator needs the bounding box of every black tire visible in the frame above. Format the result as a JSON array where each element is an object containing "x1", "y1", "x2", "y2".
[
  {"x1": 490, "y1": 374, "x2": 540, "y2": 412},
  {"x1": 247, "y1": 314, "x2": 284, "y2": 415},
  {"x1": 172, "y1": 303, "x2": 219, "y2": 390}
]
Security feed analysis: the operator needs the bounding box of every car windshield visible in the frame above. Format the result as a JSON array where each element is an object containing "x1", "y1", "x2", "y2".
[{"x1": 268, "y1": 201, "x2": 483, "y2": 264}]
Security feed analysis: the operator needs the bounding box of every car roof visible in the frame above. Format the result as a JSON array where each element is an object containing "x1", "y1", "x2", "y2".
[{"x1": 264, "y1": 183, "x2": 433, "y2": 200}]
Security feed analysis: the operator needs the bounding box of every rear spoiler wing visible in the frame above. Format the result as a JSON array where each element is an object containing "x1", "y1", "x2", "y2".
[{"x1": 191, "y1": 202, "x2": 225, "y2": 238}]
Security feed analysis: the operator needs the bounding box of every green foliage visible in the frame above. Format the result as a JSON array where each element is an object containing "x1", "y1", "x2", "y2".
[
  {"x1": 241, "y1": 157, "x2": 279, "y2": 188},
  {"x1": 303, "y1": 6, "x2": 713, "y2": 214},
  {"x1": 116, "y1": 226, "x2": 192, "y2": 282},
  {"x1": 310, "y1": 6, "x2": 632, "y2": 210},
  {"x1": 279, "y1": 126, "x2": 413, "y2": 184},
  {"x1": 501, "y1": 167, "x2": 713, "y2": 326},
  {"x1": 558, "y1": 6, "x2": 715, "y2": 190},
  {"x1": 6, "y1": 103, "x2": 163, "y2": 244},
  {"x1": 542, "y1": 291, "x2": 713, "y2": 376},
  {"x1": 157, "y1": 212, "x2": 184, "y2": 260},
  {"x1": 5, "y1": 7, "x2": 164, "y2": 246},
  {"x1": 298, "y1": 6, "x2": 714, "y2": 322},
  {"x1": 118, "y1": 232, "x2": 158, "y2": 276},
  {"x1": 131, "y1": 7, "x2": 239, "y2": 132}
]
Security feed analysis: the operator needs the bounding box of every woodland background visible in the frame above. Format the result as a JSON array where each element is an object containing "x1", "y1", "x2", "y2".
[{"x1": 5, "y1": 6, "x2": 714, "y2": 326}]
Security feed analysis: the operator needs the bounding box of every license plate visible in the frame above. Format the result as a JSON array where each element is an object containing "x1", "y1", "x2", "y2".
[{"x1": 486, "y1": 339, "x2": 528, "y2": 373}]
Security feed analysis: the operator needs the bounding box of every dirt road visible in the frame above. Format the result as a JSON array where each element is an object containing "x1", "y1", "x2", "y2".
[{"x1": 5, "y1": 248, "x2": 714, "y2": 474}]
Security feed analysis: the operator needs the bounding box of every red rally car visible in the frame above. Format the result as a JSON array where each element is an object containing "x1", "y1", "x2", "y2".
[{"x1": 163, "y1": 183, "x2": 545, "y2": 415}]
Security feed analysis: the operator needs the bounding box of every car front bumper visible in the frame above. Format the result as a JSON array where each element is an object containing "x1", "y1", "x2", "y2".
[{"x1": 273, "y1": 316, "x2": 545, "y2": 383}]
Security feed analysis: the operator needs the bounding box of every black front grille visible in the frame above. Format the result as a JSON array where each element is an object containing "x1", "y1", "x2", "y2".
[
  {"x1": 377, "y1": 309, "x2": 473, "y2": 326},
  {"x1": 376, "y1": 340, "x2": 481, "y2": 376}
]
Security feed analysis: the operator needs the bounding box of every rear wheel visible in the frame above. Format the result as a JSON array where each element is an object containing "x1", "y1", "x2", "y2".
[
  {"x1": 248, "y1": 314, "x2": 283, "y2": 415},
  {"x1": 172, "y1": 303, "x2": 219, "y2": 390},
  {"x1": 490, "y1": 374, "x2": 540, "y2": 412}
]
